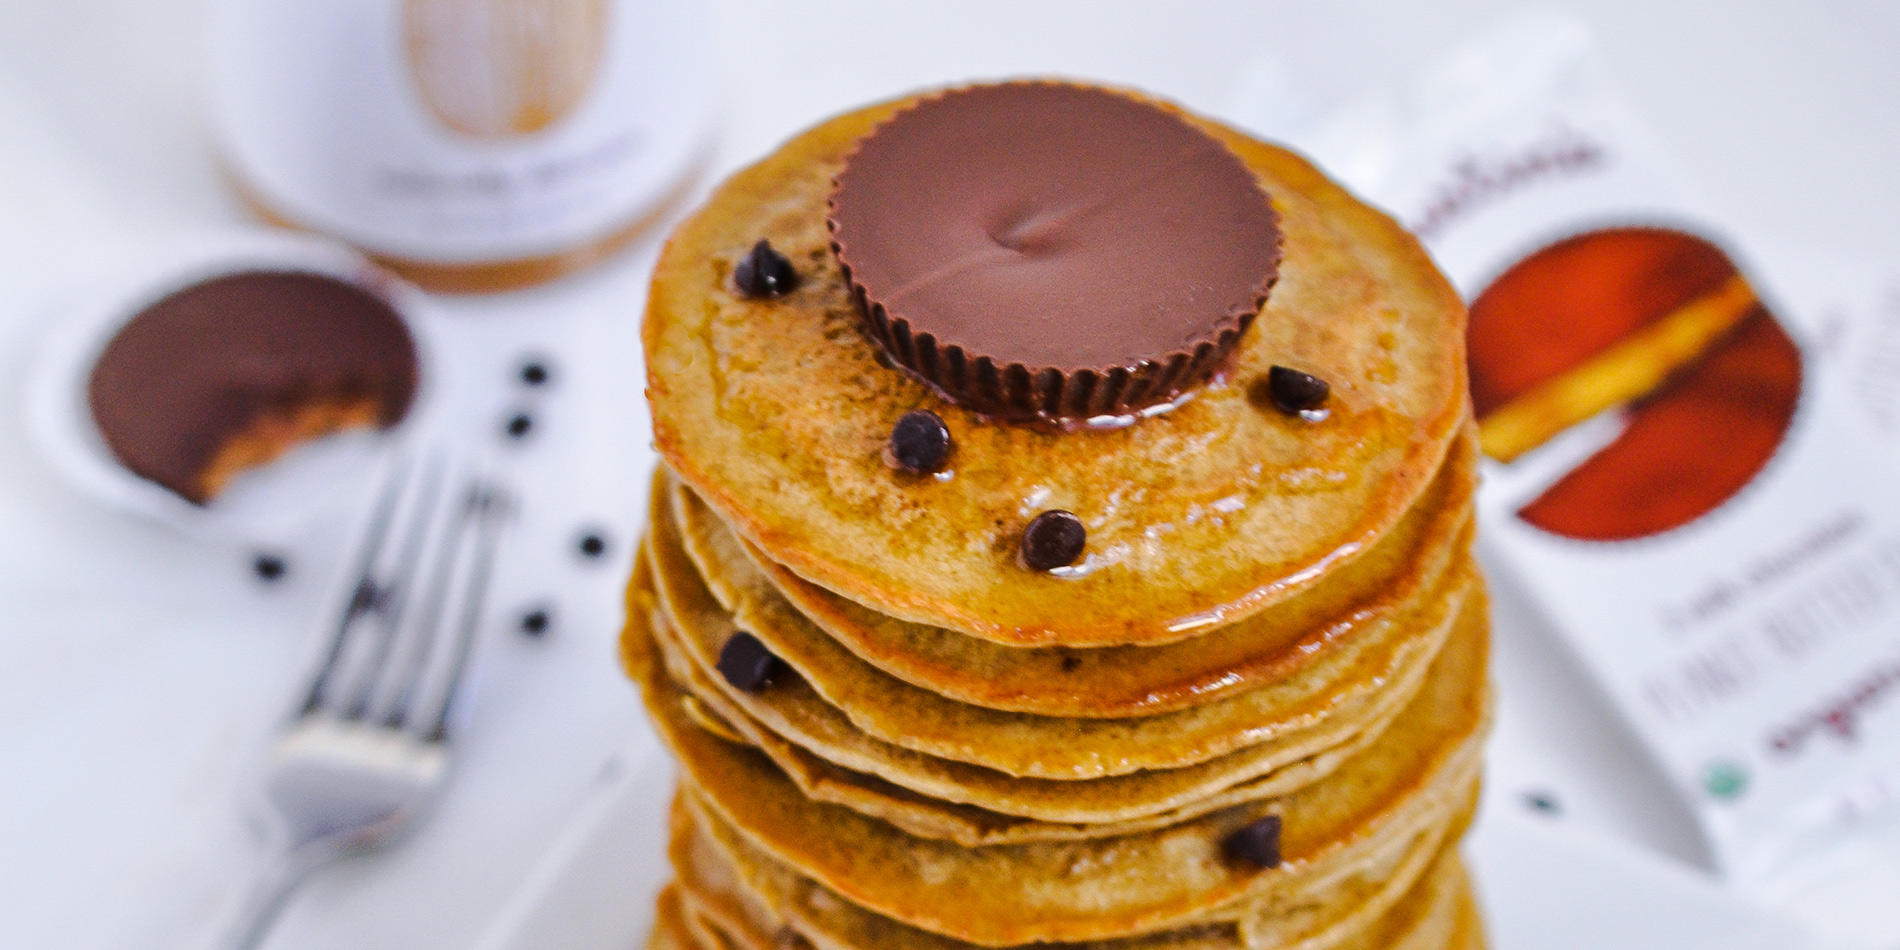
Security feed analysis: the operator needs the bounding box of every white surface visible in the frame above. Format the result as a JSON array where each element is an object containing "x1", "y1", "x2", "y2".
[{"x1": 0, "y1": 2, "x2": 1896, "y2": 949}]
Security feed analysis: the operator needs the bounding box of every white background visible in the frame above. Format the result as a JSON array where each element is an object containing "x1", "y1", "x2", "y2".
[{"x1": 0, "y1": 1, "x2": 1895, "y2": 948}]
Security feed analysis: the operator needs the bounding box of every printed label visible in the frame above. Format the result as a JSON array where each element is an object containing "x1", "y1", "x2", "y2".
[
  {"x1": 214, "y1": 0, "x2": 703, "y2": 263},
  {"x1": 1296, "y1": 13, "x2": 1900, "y2": 888},
  {"x1": 404, "y1": 0, "x2": 610, "y2": 139}
]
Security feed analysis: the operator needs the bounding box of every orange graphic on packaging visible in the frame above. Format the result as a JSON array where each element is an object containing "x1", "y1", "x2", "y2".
[{"x1": 1469, "y1": 227, "x2": 1801, "y2": 541}]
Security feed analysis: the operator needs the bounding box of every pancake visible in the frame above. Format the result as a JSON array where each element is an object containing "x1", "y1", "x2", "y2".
[
  {"x1": 651, "y1": 885, "x2": 696, "y2": 950},
  {"x1": 712, "y1": 431, "x2": 1476, "y2": 719},
  {"x1": 1449, "y1": 890, "x2": 1486, "y2": 950},
  {"x1": 683, "y1": 777, "x2": 1478, "y2": 948},
  {"x1": 629, "y1": 80, "x2": 1488, "y2": 950},
  {"x1": 670, "y1": 789, "x2": 1481, "y2": 950},
  {"x1": 644, "y1": 87, "x2": 1469, "y2": 646},
  {"x1": 650, "y1": 471, "x2": 1473, "y2": 780},
  {"x1": 629, "y1": 545, "x2": 1478, "y2": 827},
  {"x1": 683, "y1": 902, "x2": 765, "y2": 950},
  {"x1": 634, "y1": 586, "x2": 1423, "y2": 843},
  {"x1": 627, "y1": 585, "x2": 1490, "y2": 945}
]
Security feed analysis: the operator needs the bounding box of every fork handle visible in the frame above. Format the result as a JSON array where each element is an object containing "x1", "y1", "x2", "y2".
[{"x1": 213, "y1": 841, "x2": 341, "y2": 950}]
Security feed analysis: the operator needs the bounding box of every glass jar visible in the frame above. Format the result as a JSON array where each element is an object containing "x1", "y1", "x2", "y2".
[{"x1": 213, "y1": 0, "x2": 707, "y2": 292}]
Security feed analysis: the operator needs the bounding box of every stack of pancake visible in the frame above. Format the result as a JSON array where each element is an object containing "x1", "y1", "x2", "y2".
[{"x1": 628, "y1": 83, "x2": 1487, "y2": 950}]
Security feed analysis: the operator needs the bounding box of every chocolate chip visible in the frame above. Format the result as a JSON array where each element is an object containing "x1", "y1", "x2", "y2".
[
  {"x1": 518, "y1": 358, "x2": 553, "y2": 387},
  {"x1": 889, "y1": 410, "x2": 952, "y2": 473},
  {"x1": 466, "y1": 485, "x2": 504, "y2": 516},
  {"x1": 577, "y1": 531, "x2": 608, "y2": 558},
  {"x1": 717, "y1": 632, "x2": 785, "y2": 693},
  {"x1": 520, "y1": 607, "x2": 552, "y2": 637},
  {"x1": 1222, "y1": 815, "x2": 1282, "y2": 868},
  {"x1": 1021, "y1": 510, "x2": 1086, "y2": 571},
  {"x1": 734, "y1": 240, "x2": 798, "y2": 298},
  {"x1": 1266, "y1": 365, "x2": 1330, "y2": 414},
  {"x1": 252, "y1": 553, "x2": 287, "y2": 581},
  {"x1": 505, "y1": 412, "x2": 534, "y2": 439},
  {"x1": 348, "y1": 579, "x2": 387, "y2": 617}
]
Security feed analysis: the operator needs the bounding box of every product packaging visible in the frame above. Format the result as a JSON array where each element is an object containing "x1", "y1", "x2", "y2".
[{"x1": 1256, "y1": 14, "x2": 1900, "y2": 944}]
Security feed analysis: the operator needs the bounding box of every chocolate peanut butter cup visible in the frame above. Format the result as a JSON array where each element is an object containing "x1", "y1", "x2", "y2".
[
  {"x1": 87, "y1": 270, "x2": 419, "y2": 504},
  {"x1": 828, "y1": 83, "x2": 1283, "y2": 423}
]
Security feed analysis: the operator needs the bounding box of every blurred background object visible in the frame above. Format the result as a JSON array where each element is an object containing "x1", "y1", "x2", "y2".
[{"x1": 213, "y1": 0, "x2": 708, "y2": 291}]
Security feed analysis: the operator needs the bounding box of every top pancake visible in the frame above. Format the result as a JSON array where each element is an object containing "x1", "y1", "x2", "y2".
[{"x1": 644, "y1": 83, "x2": 1468, "y2": 646}]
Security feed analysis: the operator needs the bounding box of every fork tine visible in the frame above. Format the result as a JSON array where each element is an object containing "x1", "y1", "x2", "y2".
[
  {"x1": 220, "y1": 452, "x2": 510, "y2": 950},
  {"x1": 378, "y1": 472, "x2": 483, "y2": 730},
  {"x1": 298, "y1": 453, "x2": 415, "y2": 716},
  {"x1": 420, "y1": 481, "x2": 510, "y2": 742},
  {"x1": 339, "y1": 453, "x2": 447, "y2": 720}
]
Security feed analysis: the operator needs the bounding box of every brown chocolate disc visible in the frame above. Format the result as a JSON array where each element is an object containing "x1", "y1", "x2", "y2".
[
  {"x1": 829, "y1": 83, "x2": 1282, "y2": 423},
  {"x1": 87, "y1": 270, "x2": 420, "y2": 504}
]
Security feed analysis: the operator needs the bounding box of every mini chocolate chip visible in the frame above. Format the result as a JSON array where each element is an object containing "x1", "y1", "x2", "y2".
[
  {"x1": 1267, "y1": 365, "x2": 1330, "y2": 414},
  {"x1": 466, "y1": 485, "x2": 504, "y2": 516},
  {"x1": 520, "y1": 607, "x2": 552, "y2": 637},
  {"x1": 518, "y1": 358, "x2": 552, "y2": 387},
  {"x1": 578, "y1": 532, "x2": 608, "y2": 558},
  {"x1": 717, "y1": 632, "x2": 785, "y2": 693},
  {"x1": 734, "y1": 240, "x2": 798, "y2": 298},
  {"x1": 1060, "y1": 655, "x2": 1082, "y2": 672},
  {"x1": 1223, "y1": 815, "x2": 1282, "y2": 868},
  {"x1": 252, "y1": 553, "x2": 287, "y2": 581},
  {"x1": 505, "y1": 412, "x2": 534, "y2": 439},
  {"x1": 1021, "y1": 510, "x2": 1086, "y2": 571},
  {"x1": 348, "y1": 579, "x2": 388, "y2": 617},
  {"x1": 889, "y1": 410, "x2": 952, "y2": 473}
]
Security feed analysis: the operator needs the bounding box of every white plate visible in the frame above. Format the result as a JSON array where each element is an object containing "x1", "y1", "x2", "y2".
[
  {"x1": 474, "y1": 732, "x2": 675, "y2": 950},
  {"x1": 473, "y1": 736, "x2": 1822, "y2": 950}
]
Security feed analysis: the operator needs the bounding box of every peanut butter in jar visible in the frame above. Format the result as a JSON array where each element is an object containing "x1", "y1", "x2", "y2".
[{"x1": 213, "y1": 0, "x2": 707, "y2": 293}]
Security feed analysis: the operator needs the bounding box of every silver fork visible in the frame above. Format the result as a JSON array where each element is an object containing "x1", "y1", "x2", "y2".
[{"x1": 214, "y1": 453, "x2": 511, "y2": 950}]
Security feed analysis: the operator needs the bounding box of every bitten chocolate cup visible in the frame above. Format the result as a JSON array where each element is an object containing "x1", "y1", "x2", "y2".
[
  {"x1": 23, "y1": 232, "x2": 434, "y2": 541},
  {"x1": 829, "y1": 83, "x2": 1283, "y2": 425}
]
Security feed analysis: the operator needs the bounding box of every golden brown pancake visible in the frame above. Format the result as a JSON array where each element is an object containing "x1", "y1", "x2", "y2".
[
  {"x1": 1450, "y1": 896, "x2": 1487, "y2": 950},
  {"x1": 644, "y1": 87, "x2": 1469, "y2": 646},
  {"x1": 650, "y1": 885, "x2": 696, "y2": 950},
  {"x1": 634, "y1": 585, "x2": 1426, "y2": 843},
  {"x1": 628, "y1": 547, "x2": 1477, "y2": 831},
  {"x1": 684, "y1": 782, "x2": 1477, "y2": 949},
  {"x1": 624, "y1": 581, "x2": 1490, "y2": 945},
  {"x1": 630, "y1": 80, "x2": 1487, "y2": 950},
  {"x1": 683, "y1": 901, "x2": 765, "y2": 950},
  {"x1": 669, "y1": 428, "x2": 1476, "y2": 719},
  {"x1": 649, "y1": 472, "x2": 1472, "y2": 781},
  {"x1": 670, "y1": 789, "x2": 1480, "y2": 950}
]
